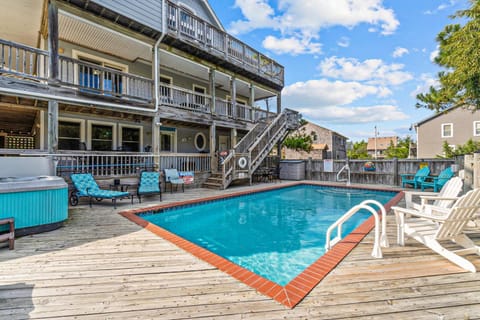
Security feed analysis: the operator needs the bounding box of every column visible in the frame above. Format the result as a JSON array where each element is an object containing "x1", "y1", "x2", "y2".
[
  {"x1": 209, "y1": 69, "x2": 216, "y2": 114},
  {"x1": 152, "y1": 115, "x2": 161, "y2": 169},
  {"x1": 47, "y1": 100, "x2": 58, "y2": 153},
  {"x1": 249, "y1": 84, "x2": 255, "y2": 121},
  {"x1": 231, "y1": 77, "x2": 237, "y2": 119},
  {"x1": 48, "y1": 0, "x2": 59, "y2": 82},
  {"x1": 210, "y1": 122, "x2": 217, "y2": 173}
]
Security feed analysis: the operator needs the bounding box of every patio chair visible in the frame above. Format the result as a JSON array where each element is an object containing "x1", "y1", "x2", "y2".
[
  {"x1": 70, "y1": 173, "x2": 133, "y2": 209},
  {"x1": 400, "y1": 166, "x2": 430, "y2": 189},
  {"x1": 404, "y1": 176, "x2": 463, "y2": 211},
  {"x1": 164, "y1": 168, "x2": 184, "y2": 193},
  {"x1": 137, "y1": 171, "x2": 162, "y2": 203},
  {"x1": 420, "y1": 167, "x2": 455, "y2": 192},
  {"x1": 393, "y1": 188, "x2": 480, "y2": 272},
  {"x1": 0, "y1": 217, "x2": 14, "y2": 250}
]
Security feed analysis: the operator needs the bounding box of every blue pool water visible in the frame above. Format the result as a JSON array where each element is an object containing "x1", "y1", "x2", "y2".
[{"x1": 141, "y1": 185, "x2": 397, "y2": 285}]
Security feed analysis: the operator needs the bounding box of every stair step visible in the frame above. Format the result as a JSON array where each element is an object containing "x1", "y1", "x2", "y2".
[{"x1": 202, "y1": 182, "x2": 223, "y2": 190}]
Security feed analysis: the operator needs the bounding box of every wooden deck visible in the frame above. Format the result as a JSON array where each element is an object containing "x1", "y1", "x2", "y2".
[{"x1": 1, "y1": 182, "x2": 480, "y2": 319}]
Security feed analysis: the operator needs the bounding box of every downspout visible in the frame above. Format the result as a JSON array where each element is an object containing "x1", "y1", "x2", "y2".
[{"x1": 153, "y1": 0, "x2": 167, "y2": 112}]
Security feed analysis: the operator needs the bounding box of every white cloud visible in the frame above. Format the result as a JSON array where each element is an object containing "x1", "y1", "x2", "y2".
[
  {"x1": 337, "y1": 36, "x2": 350, "y2": 48},
  {"x1": 392, "y1": 47, "x2": 409, "y2": 58},
  {"x1": 262, "y1": 35, "x2": 322, "y2": 55},
  {"x1": 410, "y1": 74, "x2": 440, "y2": 97},
  {"x1": 297, "y1": 105, "x2": 409, "y2": 124},
  {"x1": 230, "y1": 0, "x2": 399, "y2": 55},
  {"x1": 318, "y1": 56, "x2": 413, "y2": 86},
  {"x1": 430, "y1": 47, "x2": 439, "y2": 62},
  {"x1": 282, "y1": 79, "x2": 386, "y2": 107},
  {"x1": 424, "y1": 1, "x2": 458, "y2": 15}
]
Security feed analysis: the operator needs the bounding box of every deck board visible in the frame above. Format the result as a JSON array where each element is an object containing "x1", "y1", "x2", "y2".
[{"x1": 1, "y1": 182, "x2": 479, "y2": 319}]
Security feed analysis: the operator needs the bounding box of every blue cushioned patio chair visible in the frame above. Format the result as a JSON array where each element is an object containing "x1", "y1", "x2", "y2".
[
  {"x1": 164, "y1": 168, "x2": 184, "y2": 193},
  {"x1": 400, "y1": 166, "x2": 430, "y2": 189},
  {"x1": 137, "y1": 171, "x2": 162, "y2": 203},
  {"x1": 421, "y1": 166, "x2": 454, "y2": 192},
  {"x1": 70, "y1": 173, "x2": 132, "y2": 209}
]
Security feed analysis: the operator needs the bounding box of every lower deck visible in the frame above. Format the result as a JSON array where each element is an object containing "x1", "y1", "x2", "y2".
[{"x1": 1, "y1": 182, "x2": 479, "y2": 319}]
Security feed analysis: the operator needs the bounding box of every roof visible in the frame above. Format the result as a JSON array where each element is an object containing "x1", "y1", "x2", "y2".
[
  {"x1": 299, "y1": 121, "x2": 349, "y2": 139},
  {"x1": 367, "y1": 136, "x2": 398, "y2": 151},
  {"x1": 412, "y1": 105, "x2": 461, "y2": 129},
  {"x1": 312, "y1": 143, "x2": 328, "y2": 150}
]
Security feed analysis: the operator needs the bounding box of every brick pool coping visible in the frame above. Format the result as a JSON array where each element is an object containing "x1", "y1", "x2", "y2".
[{"x1": 120, "y1": 182, "x2": 403, "y2": 308}]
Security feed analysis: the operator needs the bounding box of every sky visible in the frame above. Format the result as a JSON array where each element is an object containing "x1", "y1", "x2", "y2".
[{"x1": 207, "y1": 0, "x2": 469, "y2": 142}]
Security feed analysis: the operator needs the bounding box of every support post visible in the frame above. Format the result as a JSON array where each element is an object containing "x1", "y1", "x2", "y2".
[
  {"x1": 393, "y1": 157, "x2": 399, "y2": 186},
  {"x1": 306, "y1": 157, "x2": 312, "y2": 180},
  {"x1": 48, "y1": 0, "x2": 59, "y2": 82},
  {"x1": 231, "y1": 77, "x2": 237, "y2": 119},
  {"x1": 47, "y1": 100, "x2": 58, "y2": 174},
  {"x1": 152, "y1": 115, "x2": 161, "y2": 169},
  {"x1": 249, "y1": 84, "x2": 255, "y2": 121},
  {"x1": 209, "y1": 69, "x2": 216, "y2": 114},
  {"x1": 210, "y1": 122, "x2": 217, "y2": 173}
]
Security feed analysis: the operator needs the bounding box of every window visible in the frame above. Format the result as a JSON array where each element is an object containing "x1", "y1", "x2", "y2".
[
  {"x1": 474, "y1": 121, "x2": 480, "y2": 136},
  {"x1": 91, "y1": 124, "x2": 114, "y2": 151},
  {"x1": 441, "y1": 123, "x2": 453, "y2": 138},
  {"x1": 194, "y1": 132, "x2": 207, "y2": 152},
  {"x1": 59, "y1": 121, "x2": 82, "y2": 150},
  {"x1": 73, "y1": 50, "x2": 127, "y2": 96},
  {"x1": 120, "y1": 126, "x2": 141, "y2": 152}
]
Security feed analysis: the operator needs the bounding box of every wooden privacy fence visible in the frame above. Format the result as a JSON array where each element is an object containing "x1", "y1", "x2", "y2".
[{"x1": 301, "y1": 158, "x2": 456, "y2": 186}]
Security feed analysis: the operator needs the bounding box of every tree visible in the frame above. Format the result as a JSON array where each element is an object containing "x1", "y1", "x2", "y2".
[
  {"x1": 384, "y1": 137, "x2": 412, "y2": 159},
  {"x1": 347, "y1": 140, "x2": 369, "y2": 159},
  {"x1": 441, "y1": 139, "x2": 480, "y2": 158},
  {"x1": 416, "y1": 1, "x2": 480, "y2": 111},
  {"x1": 283, "y1": 133, "x2": 313, "y2": 152}
]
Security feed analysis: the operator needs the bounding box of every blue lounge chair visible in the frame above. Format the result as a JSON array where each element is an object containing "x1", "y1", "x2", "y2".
[
  {"x1": 137, "y1": 171, "x2": 162, "y2": 203},
  {"x1": 164, "y1": 169, "x2": 184, "y2": 193},
  {"x1": 421, "y1": 167, "x2": 454, "y2": 192},
  {"x1": 400, "y1": 166, "x2": 430, "y2": 189},
  {"x1": 70, "y1": 173, "x2": 132, "y2": 208}
]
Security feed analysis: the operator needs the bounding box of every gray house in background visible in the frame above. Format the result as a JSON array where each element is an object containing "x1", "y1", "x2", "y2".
[
  {"x1": 412, "y1": 106, "x2": 480, "y2": 158},
  {"x1": 283, "y1": 122, "x2": 348, "y2": 160}
]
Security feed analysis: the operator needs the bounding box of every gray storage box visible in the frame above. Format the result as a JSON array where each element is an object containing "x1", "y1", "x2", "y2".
[{"x1": 279, "y1": 160, "x2": 305, "y2": 180}]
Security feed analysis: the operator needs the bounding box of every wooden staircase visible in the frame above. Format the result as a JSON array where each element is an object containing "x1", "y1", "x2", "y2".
[{"x1": 203, "y1": 108, "x2": 300, "y2": 189}]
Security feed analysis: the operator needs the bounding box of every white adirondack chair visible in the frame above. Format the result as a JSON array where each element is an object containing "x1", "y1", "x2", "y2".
[
  {"x1": 393, "y1": 188, "x2": 480, "y2": 273},
  {"x1": 404, "y1": 176, "x2": 463, "y2": 211}
]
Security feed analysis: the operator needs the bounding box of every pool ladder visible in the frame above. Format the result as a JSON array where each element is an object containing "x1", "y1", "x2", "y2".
[
  {"x1": 325, "y1": 200, "x2": 389, "y2": 259},
  {"x1": 336, "y1": 163, "x2": 351, "y2": 186}
]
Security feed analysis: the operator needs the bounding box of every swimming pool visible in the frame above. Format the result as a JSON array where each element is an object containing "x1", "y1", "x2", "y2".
[{"x1": 122, "y1": 183, "x2": 402, "y2": 308}]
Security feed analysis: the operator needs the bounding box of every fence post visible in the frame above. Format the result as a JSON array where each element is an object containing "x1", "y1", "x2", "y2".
[
  {"x1": 306, "y1": 157, "x2": 312, "y2": 180},
  {"x1": 393, "y1": 157, "x2": 398, "y2": 186}
]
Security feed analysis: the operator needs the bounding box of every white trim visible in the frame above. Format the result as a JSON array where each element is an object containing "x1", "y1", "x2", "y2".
[
  {"x1": 118, "y1": 123, "x2": 144, "y2": 152},
  {"x1": 474, "y1": 121, "x2": 480, "y2": 136},
  {"x1": 194, "y1": 132, "x2": 207, "y2": 152},
  {"x1": 441, "y1": 123, "x2": 453, "y2": 138},
  {"x1": 72, "y1": 49, "x2": 129, "y2": 73},
  {"x1": 160, "y1": 75, "x2": 173, "y2": 85},
  {"x1": 87, "y1": 120, "x2": 117, "y2": 151}
]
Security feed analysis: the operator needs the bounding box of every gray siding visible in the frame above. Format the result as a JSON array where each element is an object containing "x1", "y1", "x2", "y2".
[
  {"x1": 91, "y1": 0, "x2": 163, "y2": 32},
  {"x1": 417, "y1": 107, "x2": 480, "y2": 158},
  {"x1": 90, "y1": 0, "x2": 223, "y2": 34}
]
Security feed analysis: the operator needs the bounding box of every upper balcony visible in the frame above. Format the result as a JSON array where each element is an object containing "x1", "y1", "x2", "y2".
[{"x1": 164, "y1": 1, "x2": 284, "y2": 90}]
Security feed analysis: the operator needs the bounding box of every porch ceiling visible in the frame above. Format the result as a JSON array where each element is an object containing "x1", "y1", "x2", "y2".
[
  {"x1": 0, "y1": 0, "x2": 44, "y2": 47},
  {"x1": 0, "y1": 105, "x2": 38, "y2": 135},
  {"x1": 59, "y1": 10, "x2": 153, "y2": 63}
]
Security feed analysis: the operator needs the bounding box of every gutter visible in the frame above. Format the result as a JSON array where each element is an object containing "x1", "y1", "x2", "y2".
[{"x1": 153, "y1": 0, "x2": 168, "y2": 113}]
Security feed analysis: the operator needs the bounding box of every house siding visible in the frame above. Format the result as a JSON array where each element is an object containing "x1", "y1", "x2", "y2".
[
  {"x1": 416, "y1": 107, "x2": 480, "y2": 158},
  {"x1": 90, "y1": 0, "x2": 164, "y2": 33}
]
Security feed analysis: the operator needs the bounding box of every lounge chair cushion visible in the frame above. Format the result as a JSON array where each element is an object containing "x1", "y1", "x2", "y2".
[
  {"x1": 138, "y1": 171, "x2": 160, "y2": 194},
  {"x1": 71, "y1": 173, "x2": 129, "y2": 198}
]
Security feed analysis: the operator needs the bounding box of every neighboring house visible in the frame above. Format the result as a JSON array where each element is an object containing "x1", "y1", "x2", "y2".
[
  {"x1": 0, "y1": 0, "x2": 296, "y2": 188},
  {"x1": 367, "y1": 136, "x2": 398, "y2": 159},
  {"x1": 283, "y1": 122, "x2": 348, "y2": 160},
  {"x1": 412, "y1": 106, "x2": 480, "y2": 158}
]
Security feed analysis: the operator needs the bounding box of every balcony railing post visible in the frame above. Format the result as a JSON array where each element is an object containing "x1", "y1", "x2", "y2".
[{"x1": 48, "y1": 0, "x2": 59, "y2": 82}]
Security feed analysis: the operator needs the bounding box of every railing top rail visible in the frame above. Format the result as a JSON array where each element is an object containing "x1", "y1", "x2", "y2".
[
  {"x1": 0, "y1": 39, "x2": 49, "y2": 55},
  {"x1": 248, "y1": 112, "x2": 286, "y2": 152}
]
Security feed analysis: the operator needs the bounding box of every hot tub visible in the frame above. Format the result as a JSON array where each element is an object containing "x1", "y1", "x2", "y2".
[{"x1": 0, "y1": 176, "x2": 68, "y2": 236}]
